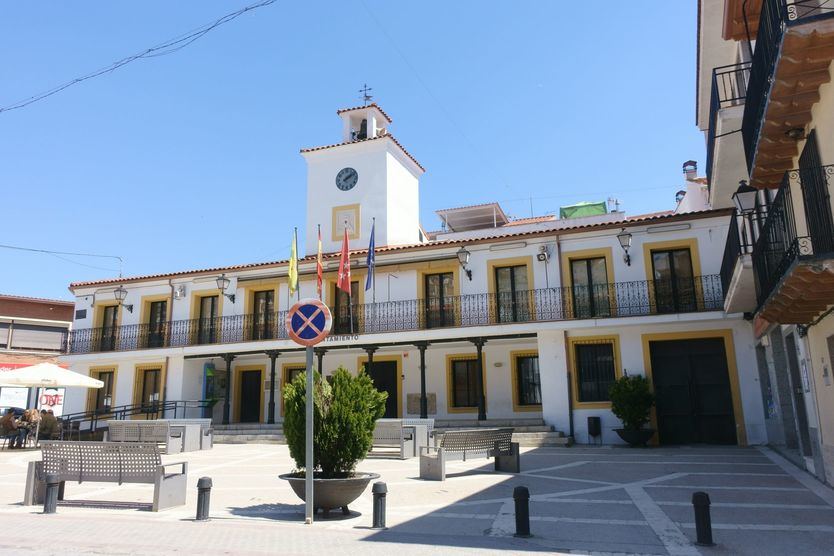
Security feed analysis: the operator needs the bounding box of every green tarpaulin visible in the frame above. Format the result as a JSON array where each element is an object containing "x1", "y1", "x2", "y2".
[{"x1": 559, "y1": 201, "x2": 607, "y2": 219}]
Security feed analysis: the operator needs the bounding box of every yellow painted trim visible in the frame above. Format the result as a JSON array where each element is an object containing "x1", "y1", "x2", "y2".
[
  {"x1": 280, "y1": 362, "x2": 306, "y2": 417},
  {"x1": 86, "y1": 365, "x2": 119, "y2": 415},
  {"x1": 641, "y1": 329, "x2": 747, "y2": 447},
  {"x1": 445, "y1": 353, "x2": 488, "y2": 414},
  {"x1": 189, "y1": 288, "x2": 224, "y2": 343},
  {"x1": 242, "y1": 279, "x2": 280, "y2": 316},
  {"x1": 233, "y1": 364, "x2": 266, "y2": 423},
  {"x1": 566, "y1": 334, "x2": 623, "y2": 409},
  {"x1": 331, "y1": 203, "x2": 361, "y2": 242},
  {"x1": 487, "y1": 255, "x2": 536, "y2": 323},
  {"x1": 510, "y1": 350, "x2": 542, "y2": 412},
  {"x1": 641, "y1": 238, "x2": 704, "y2": 310},
  {"x1": 417, "y1": 264, "x2": 462, "y2": 328},
  {"x1": 560, "y1": 247, "x2": 617, "y2": 317},
  {"x1": 138, "y1": 294, "x2": 171, "y2": 348},
  {"x1": 357, "y1": 354, "x2": 404, "y2": 418},
  {"x1": 131, "y1": 362, "x2": 168, "y2": 418}
]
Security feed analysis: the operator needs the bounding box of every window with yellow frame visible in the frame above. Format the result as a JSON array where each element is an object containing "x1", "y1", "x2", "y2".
[
  {"x1": 87, "y1": 366, "x2": 117, "y2": 414},
  {"x1": 511, "y1": 350, "x2": 542, "y2": 412},
  {"x1": 567, "y1": 336, "x2": 622, "y2": 408},
  {"x1": 446, "y1": 354, "x2": 486, "y2": 413}
]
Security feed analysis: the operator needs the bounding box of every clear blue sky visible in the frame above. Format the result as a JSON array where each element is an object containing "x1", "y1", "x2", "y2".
[{"x1": 0, "y1": 1, "x2": 704, "y2": 300}]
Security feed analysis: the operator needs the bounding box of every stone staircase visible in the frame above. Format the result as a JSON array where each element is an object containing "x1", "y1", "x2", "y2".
[
  {"x1": 213, "y1": 423, "x2": 285, "y2": 444},
  {"x1": 433, "y1": 418, "x2": 573, "y2": 448},
  {"x1": 211, "y1": 418, "x2": 572, "y2": 447}
]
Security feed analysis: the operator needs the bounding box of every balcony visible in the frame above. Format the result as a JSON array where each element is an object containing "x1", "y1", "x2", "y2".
[
  {"x1": 742, "y1": 0, "x2": 834, "y2": 188},
  {"x1": 706, "y1": 63, "x2": 751, "y2": 205},
  {"x1": 720, "y1": 212, "x2": 757, "y2": 313},
  {"x1": 65, "y1": 276, "x2": 725, "y2": 355},
  {"x1": 753, "y1": 164, "x2": 834, "y2": 323}
]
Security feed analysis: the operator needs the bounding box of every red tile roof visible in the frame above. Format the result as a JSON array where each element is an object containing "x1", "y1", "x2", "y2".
[
  {"x1": 336, "y1": 103, "x2": 393, "y2": 123},
  {"x1": 504, "y1": 215, "x2": 556, "y2": 226},
  {"x1": 0, "y1": 293, "x2": 74, "y2": 306},
  {"x1": 300, "y1": 133, "x2": 425, "y2": 172},
  {"x1": 68, "y1": 208, "x2": 732, "y2": 290}
]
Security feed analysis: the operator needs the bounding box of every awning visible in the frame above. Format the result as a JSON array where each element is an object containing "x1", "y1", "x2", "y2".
[{"x1": 0, "y1": 363, "x2": 103, "y2": 388}]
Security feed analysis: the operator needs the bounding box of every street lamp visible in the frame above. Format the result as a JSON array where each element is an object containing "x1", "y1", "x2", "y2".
[
  {"x1": 732, "y1": 180, "x2": 758, "y2": 214},
  {"x1": 457, "y1": 246, "x2": 473, "y2": 281},
  {"x1": 113, "y1": 285, "x2": 133, "y2": 313},
  {"x1": 617, "y1": 228, "x2": 633, "y2": 266},
  {"x1": 216, "y1": 274, "x2": 236, "y2": 303}
]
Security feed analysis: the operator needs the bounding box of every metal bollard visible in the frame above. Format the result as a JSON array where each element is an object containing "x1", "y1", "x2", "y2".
[
  {"x1": 692, "y1": 491, "x2": 714, "y2": 546},
  {"x1": 43, "y1": 474, "x2": 60, "y2": 514},
  {"x1": 371, "y1": 481, "x2": 387, "y2": 529},
  {"x1": 196, "y1": 477, "x2": 212, "y2": 521},
  {"x1": 513, "y1": 486, "x2": 532, "y2": 538}
]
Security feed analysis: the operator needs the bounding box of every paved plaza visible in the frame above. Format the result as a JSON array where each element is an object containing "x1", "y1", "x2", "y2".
[{"x1": 1, "y1": 444, "x2": 834, "y2": 555}]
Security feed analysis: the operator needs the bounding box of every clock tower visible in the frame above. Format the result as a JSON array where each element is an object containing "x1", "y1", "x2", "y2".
[{"x1": 301, "y1": 103, "x2": 425, "y2": 255}]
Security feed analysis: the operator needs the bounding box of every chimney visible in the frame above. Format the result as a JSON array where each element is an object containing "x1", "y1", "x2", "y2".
[{"x1": 682, "y1": 160, "x2": 698, "y2": 181}]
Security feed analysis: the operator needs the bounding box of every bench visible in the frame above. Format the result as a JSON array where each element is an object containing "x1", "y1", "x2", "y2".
[
  {"x1": 377, "y1": 418, "x2": 434, "y2": 447},
  {"x1": 105, "y1": 421, "x2": 183, "y2": 454},
  {"x1": 23, "y1": 441, "x2": 188, "y2": 511},
  {"x1": 372, "y1": 420, "x2": 427, "y2": 459},
  {"x1": 158, "y1": 419, "x2": 213, "y2": 451},
  {"x1": 419, "y1": 428, "x2": 520, "y2": 481}
]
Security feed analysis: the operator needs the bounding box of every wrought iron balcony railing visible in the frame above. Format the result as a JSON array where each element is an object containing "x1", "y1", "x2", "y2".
[
  {"x1": 706, "y1": 63, "x2": 750, "y2": 187},
  {"x1": 65, "y1": 276, "x2": 724, "y2": 354},
  {"x1": 752, "y1": 164, "x2": 834, "y2": 307},
  {"x1": 720, "y1": 211, "x2": 757, "y2": 296},
  {"x1": 741, "y1": 0, "x2": 834, "y2": 173}
]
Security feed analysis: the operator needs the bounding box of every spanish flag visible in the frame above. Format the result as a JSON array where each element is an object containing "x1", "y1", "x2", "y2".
[
  {"x1": 288, "y1": 228, "x2": 298, "y2": 297},
  {"x1": 337, "y1": 226, "x2": 351, "y2": 294}
]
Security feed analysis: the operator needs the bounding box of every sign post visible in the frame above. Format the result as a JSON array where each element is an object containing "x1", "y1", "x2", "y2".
[{"x1": 285, "y1": 298, "x2": 332, "y2": 525}]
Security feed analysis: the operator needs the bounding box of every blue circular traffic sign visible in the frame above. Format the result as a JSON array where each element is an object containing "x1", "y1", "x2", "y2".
[{"x1": 286, "y1": 298, "x2": 332, "y2": 347}]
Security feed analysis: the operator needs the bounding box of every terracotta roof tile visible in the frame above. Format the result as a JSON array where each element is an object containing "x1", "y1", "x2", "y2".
[
  {"x1": 68, "y1": 208, "x2": 731, "y2": 290},
  {"x1": 0, "y1": 293, "x2": 74, "y2": 306},
  {"x1": 300, "y1": 133, "x2": 424, "y2": 172},
  {"x1": 336, "y1": 103, "x2": 393, "y2": 123}
]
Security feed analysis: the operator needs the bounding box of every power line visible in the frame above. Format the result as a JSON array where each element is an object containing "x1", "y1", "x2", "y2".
[
  {"x1": 0, "y1": 0, "x2": 277, "y2": 115},
  {"x1": 0, "y1": 243, "x2": 123, "y2": 274}
]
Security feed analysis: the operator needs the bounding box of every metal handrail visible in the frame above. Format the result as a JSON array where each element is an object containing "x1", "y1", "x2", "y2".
[
  {"x1": 706, "y1": 63, "x2": 750, "y2": 187},
  {"x1": 60, "y1": 399, "x2": 216, "y2": 435},
  {"x1": 65, "y1": 276, "x2": 725, "y2": 355}
]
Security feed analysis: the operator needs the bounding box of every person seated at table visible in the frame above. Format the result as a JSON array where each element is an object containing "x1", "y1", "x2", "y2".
[
  {"x1": 39, "y1": 409, "x2": 59, "y2": 440},
  {"x1": 1, "y1": 409, "x2": 26, "y2": 449}
]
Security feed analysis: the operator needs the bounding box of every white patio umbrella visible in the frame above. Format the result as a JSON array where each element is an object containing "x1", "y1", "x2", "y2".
[{"x1": 0, "y1": 363, "x2": 103, "y2": 389}]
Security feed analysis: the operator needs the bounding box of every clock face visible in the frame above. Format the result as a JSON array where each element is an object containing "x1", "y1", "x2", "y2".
[{"x1": 336, "y1": 167, "x2": 358, "y2": 191}]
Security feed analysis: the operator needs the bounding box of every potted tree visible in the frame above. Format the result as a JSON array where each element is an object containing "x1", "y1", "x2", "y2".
[
  {"x1": 279, "y1": 367, "x2": 387, "y2": 517},
  {"x1": 609, "y1": 375, "x2": 656, "y2": 447}
]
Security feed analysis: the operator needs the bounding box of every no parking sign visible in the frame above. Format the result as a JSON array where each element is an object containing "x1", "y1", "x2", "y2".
[{"x1": 285, "y1": 298, "x2": 332, "y2": 346}]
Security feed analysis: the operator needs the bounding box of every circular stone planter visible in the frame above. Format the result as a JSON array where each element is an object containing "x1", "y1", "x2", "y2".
[
  {"x1": 614, "y1": 428, "x2": 655, "y2": 447},
  {"x1": 280, "y1": 472, "x2": 380, "y2": 517}
]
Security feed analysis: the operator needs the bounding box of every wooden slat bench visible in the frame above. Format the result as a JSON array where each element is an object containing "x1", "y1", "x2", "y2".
[
  {"x1": 371, "y1": 420, "x2": 427, "y2": 459},
  {"x1": 419, "y1": 428, "x2": 520, "y2": 481},
  {"x1": 23, "y1": 441, "x2": 188, "y2": 511},
  {"x1": 105, "y1": 421, "x2": 183, "y2": 454}
]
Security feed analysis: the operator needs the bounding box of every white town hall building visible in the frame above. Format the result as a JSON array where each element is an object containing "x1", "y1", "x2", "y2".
[{"x1": 59, "y1": 103, "x2": 766, "y2": 446}]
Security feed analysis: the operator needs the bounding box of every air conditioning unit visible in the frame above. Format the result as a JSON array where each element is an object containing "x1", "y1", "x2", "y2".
[{"x1": 174, "y1": 285, "x2": 187, "y2": 300}]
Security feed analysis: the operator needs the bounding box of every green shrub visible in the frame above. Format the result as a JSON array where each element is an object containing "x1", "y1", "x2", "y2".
[
  {"x1": 283, "y1": 366, "x2": 387, "y2": 478},
  {"x1": 608, "y1": 375, "x2": 655, "y2": 431}
]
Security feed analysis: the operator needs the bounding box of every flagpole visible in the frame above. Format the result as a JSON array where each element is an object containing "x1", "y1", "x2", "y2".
[{"x1": 371, "y1": 217, "x2": 376, "y2": 306}]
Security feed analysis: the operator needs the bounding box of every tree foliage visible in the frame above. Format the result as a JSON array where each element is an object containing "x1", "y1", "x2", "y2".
[
  {"x1": 283, "y1": 367, "x2": 387, "y2": 478},
  {"x1": 608, "y1": 375, "x2": 655, "y2": 431}
]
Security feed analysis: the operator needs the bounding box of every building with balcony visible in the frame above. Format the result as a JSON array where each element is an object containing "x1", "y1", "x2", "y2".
[
  {"x1": 699, "y1": 0, "x2": 834, "y2": 484},
  {"x1": 59, "y1": 103, "x2": 767, "y2": 447}
]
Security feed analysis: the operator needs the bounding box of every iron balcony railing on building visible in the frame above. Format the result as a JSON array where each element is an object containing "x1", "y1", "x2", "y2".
[
  {"x1": 720, "y1": 211, "x2": 757, "y2": 296},
  {"x1": 741, "y1": 0, "x2": 834, "y2": 173},
  {"x1": 65, "y1": 276, "x2": 724, "y2": 355},
  {"x1": 706, "y1": 62, "x2": 751, "y2": 187},
  {"x1": 752, "y1": 163, "x2": 834, "y2": 307}
]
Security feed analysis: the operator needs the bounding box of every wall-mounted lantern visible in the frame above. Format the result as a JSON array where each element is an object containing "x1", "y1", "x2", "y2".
[{"x1": 617, "y1": 228, "x2": 633, "y2": 266}]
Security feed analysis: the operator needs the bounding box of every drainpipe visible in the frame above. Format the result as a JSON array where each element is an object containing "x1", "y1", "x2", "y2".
[{"x1": 564, "y1": 330, "x2": 574, "y2": 439}]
